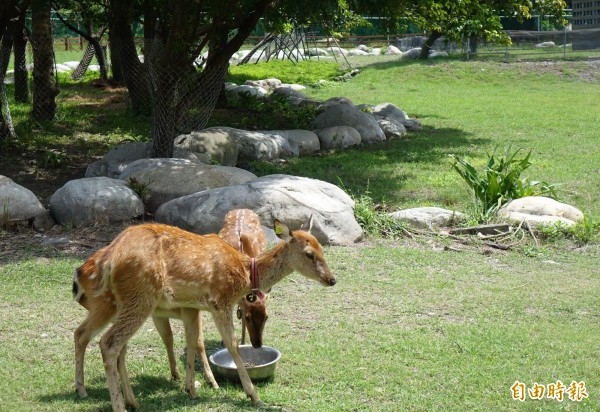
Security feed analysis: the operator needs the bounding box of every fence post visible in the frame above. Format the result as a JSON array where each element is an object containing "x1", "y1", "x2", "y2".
[
  {"x1": 563, "y1": 27, "x2": 567, "y2": 59},
  {"x1": 64, "y1": 37, "x2": 68, "y2": 51}
]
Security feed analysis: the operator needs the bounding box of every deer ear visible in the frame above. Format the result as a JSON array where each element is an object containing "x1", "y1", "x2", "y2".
[
  {"x1": 274, "y1": 219, "x2": 292, "y2": 241},
  {"x1": 300, "y1": 215, "x2": 313, "y2": 233}
]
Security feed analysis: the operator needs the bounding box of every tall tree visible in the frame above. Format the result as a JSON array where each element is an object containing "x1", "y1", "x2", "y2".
[
  {"x1": 31, "y1": 0, "x2": 59, "y2": 121},
  {"x1": 13, "y1": 4, "x2": 30, "y2": 103},
  {"x1": 0, "y1": 0, "x2": 20, "y2": 138},
  {"x1": 108, "y1": 0, "x2": 361, "y2": 157}
]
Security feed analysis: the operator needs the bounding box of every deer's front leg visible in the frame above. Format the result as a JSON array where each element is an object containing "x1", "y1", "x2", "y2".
[
  {"x1": 152, "y1": 315, "x2": 181, "y2": 381},
  {"x1": 181, "y1": 308, "x2": 201, "y2": 399},
  {"x1": 212, "y1": 307, "x2": 260, "y2": 403}
]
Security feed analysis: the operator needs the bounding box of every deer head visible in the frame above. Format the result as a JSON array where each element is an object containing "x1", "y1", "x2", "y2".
[{"x1": 274, "y1": 216, "x2": 336, "y2": 287}]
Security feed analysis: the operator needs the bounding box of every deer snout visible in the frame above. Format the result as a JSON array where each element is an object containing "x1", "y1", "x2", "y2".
[{"x1": 328, "y1": 278, "x2": 336, "y2": 286}]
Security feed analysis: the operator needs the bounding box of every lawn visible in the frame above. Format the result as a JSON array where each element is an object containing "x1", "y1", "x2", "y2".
[{"x1": 1, "y1": 55, "x2": 599, "y2": 411}]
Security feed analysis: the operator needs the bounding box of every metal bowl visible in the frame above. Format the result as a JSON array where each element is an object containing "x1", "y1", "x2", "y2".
[{"x1": 209, "y1": 345, "x2": 281, "y2": 381}]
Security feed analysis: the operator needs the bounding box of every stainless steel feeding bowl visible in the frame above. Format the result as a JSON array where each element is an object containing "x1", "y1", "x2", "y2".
[{"x1": 209, "y1": 345, "x2": 281, "y2": 381}]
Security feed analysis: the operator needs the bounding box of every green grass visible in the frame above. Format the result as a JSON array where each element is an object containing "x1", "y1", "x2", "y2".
[
  {"x1": 1, "y1": 54, "x2": 599, "y2": 410},
  {"x1": 249, "y1": 57, "x2": 600, "y2": 222},
  {"x1": 0, "y1": 241, "x2": 598, "y2": 411}
]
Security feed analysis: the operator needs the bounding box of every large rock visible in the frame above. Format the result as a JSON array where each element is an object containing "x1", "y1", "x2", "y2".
[
  {"x1": 119, "y1": 158, "x2": 197, "y2": 180},
  {"x1": 0, "y1": 175, "x2": 46, "y2": 221},
  {"x1": 217, "y1": 127, "x2": 295, "y2": 161},
  {"x1": 372, "y1": 102, "x2": 409, "y2": 123},
  {"x1": 85, "y1": 141, "x2": 204, "y2": 178},
  {"x1": 128, "y1": 163, "x2": 256, "y2": 214},
  {"x1": 263, "y1": 130, "x2": 320, "y2": 155},
  {"x1": 313, "y1": 104, "x2": 385, "y2": 144},
  {"x1": 155, "y1": 174, "x2": 362, "y2": 245},
  {"x1": 385, "y1": 45, "x2": 402, "y2": 55},
  {"x1": 376, "y1": 117, "x2": 407, "y2": 139},
  {"x1": 498, "y1": 196, "x2": 584, "y2": 227},
  {"x1": 49, "y1": 177, "x2": 143, "y2": 226},
  {"x1": 313, "y1": 126, "x2": 362, "y2": 150},
  {"x1": 389, "y1": 207, "x2": 465, "y2": 229},
  {"x1": 174, "y1": 128, "x2": 238, "y2": 166}
]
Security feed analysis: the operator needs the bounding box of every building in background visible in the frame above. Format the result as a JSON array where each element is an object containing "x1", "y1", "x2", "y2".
[{"x1": 571, "y1": 0, "x2": 600, "y2": 49}]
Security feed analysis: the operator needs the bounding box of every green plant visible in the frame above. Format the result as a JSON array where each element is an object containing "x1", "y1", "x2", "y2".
[
  {"x1": 352, "y1": 191, "x2": 407, "y2": 238},
  {"x1": 42, "y1": 149, "x2": 67, "y2": 168},
  {"x1": 569, "y1": 216, "x2": 599, "y2": 246},
  {"x1": 127, "y1": 177, "x2": 151, "y2": 211},
  {"x1": 449, "y1": 147, "x2": 558, "y2": 222}
]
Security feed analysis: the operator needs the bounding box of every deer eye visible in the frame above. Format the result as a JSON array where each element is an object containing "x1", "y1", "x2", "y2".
[{"x1": 306, "y1": 251, "x2": 315, "y2": 261}]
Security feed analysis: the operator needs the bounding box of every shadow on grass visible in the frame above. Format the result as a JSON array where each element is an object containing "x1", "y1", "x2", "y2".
[
  {"x1": 251, "y1": 125, "x2": 489, "y2": 205},
  {"x1": 39, "y1": 358, "x2": 281, "y2": 412}
]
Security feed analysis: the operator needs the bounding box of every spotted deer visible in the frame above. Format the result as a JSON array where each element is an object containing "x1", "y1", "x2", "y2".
[
  {"x1": 73, "y1": 217, "x2": 335, "y2": 410},
  {"x1": 73, "y1": 210, "x2": 269, "y2": 400},
  {"x1": 218, "y1": 208, "x2": 269, "y2": 346}
]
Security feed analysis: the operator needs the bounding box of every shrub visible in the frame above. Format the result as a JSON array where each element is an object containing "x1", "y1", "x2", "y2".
[{"x1": 449, "y1": 147, "x2": 558, "y2": 222}]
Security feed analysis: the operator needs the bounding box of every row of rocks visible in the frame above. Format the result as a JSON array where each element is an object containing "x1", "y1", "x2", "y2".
[
  {"x1": 0, "y1": 172, "x2": 585, "y2": 244},
  {"x1": 391, "y1": 197, "x2": 584, "y2": 229}
]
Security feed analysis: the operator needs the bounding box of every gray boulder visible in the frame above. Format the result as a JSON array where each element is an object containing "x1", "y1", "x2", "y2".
[
  {"x1": 376, "y1": 117, "x2": 407, "y2": 139},
  {"x1": 119, "y1": 158, "x2": 197, "y2": 180},
  {"x1": 402, "y1": 48, "x2": 422, "y2": 59},
  {"x1": 174, "y1": 128, "x2": 238, "y2": 166},
  {"x1": 264, "y1": 130, "x2": 320, "y2": 155},
  {"x1": 313, "y1": 126, "x2": 362, "y2": 150},
  {"x1": 220, "y1": 127, "x2": 295, "y2": 161},
  {"x1": 156, "y1": 174, "x2": 362, "y2": 245},
  {"x1": 399, "y1": 118, "x2": 423, "y2": 131},
  {"x1": 498, "y1": 196, "x2": 584, "y2": 227},
  {"x1": 372, "y1": 103, "x2": 409, "y2": 122},
  {"x1": 313, "y1": 104, "x2": 385, "y2": 144},
  {"x1": 244, "y1": 78, "x2": 282, "y2": 92},
  {"x1": 49, "y1": 177, "x2": 143, "y2": 226},
  {"x1": 385, "y1": 45, "x2": 402, "y2": 55},
  {"x1": 128, "y1": 163, "x2": 256, "y2": 214},
  {"x1": 85, "y1": 141, "x2": 203, "y2": 178},
  {"x1": 227, "y1": 84, "x2": 268, "y2": 99},
  {"x1": 389, "y1": 207, "x2": 465, "y2": 229},
  {"x1": 0, "y1": 175, "x2": 46, "y2": 221}
]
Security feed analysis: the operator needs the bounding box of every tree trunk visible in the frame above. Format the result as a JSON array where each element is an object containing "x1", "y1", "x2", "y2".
[
  {"x1": 31, "y1": 0, "x2": 58, "y2": 121},
  {"x1": 0, "y1": 25, "x2": 12, "y2": 77},
  {"x1": 89, "y1": 36, "x2": 108, "y2": 81},
  {"x1": 150, "y1": 69, "x2": 177, "y2": 157},
  {"x1": 107, "y1": 20, "x2": 123, "y2": 82},
  {"x1": 13, "y1": 9, "x2": 29, "y2": 103},
  {"x1": 420, "y1": 30, "x2": 443, "y2": 59},
  {"x1": 110, "y1": 0, "x2": 150, "y2": 114}
]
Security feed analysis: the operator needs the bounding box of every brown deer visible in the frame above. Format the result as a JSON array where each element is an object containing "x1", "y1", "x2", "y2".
[
  {"x1": 74, "y1": 217, "x2": 335, "y2": 410},
  {"x1": 218, "y1": 208, "x2": 268, "y2": 347},
  {"x1": 73, "y1": 247, "x2": 220, "y2": 399},
  {"x1": 73, "y1": 209, "x2": 269, "y2": 400}
]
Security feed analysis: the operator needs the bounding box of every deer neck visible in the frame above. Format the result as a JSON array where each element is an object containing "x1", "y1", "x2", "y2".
[{"x1": 254, "y1": 242, "x2": 293, "y2": 291}]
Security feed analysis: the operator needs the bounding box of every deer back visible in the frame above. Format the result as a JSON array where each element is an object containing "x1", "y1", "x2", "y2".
[{"x1": 219, "y1": 209, "x2": 268, "y2": 348}]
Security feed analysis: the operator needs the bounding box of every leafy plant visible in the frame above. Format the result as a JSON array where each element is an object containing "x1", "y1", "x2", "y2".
[
  {"x1": 230, "y1": 92, "x2": 316, "y2": 130},
  {"x1": 127, "y1": 177, "x2": 151, "y2": 213},
  {"x1": 42, "y1": 149, "x2": 67, "y2": 168},
  {"x1": 449, "y1": 147, "x2": 558, "y2": 222},
  {"x1": 352, "y1": 191, "x2": 407, "y2": 238}
]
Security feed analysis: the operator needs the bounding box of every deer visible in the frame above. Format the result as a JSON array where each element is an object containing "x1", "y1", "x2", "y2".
[
  {"x1": 74, "y1": 216, "x2": 335, "y2": 411},
  {"x1": 218, "y1": 208, "x2": 269, "y2": 347},
  {"x1": 73, "y1": 209, "x2": 270, "y2": 399}
]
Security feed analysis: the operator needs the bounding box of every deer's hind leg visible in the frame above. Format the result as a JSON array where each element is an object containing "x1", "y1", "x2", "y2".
[
  {"x1": 100, "y1": 298, "x2": 155, "y2": 412},
  {"x1": 74, "y1": 303, "x2": 115, "y2": 398}
]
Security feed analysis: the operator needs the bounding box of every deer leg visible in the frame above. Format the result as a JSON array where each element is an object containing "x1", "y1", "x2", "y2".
[
  {"x1": 152, "y1": 316, "x2": 181, "y2": 381},
  {"x1": 116, "y1": 342, "x2": 138, "y2": 410},
  {"x1": 180, "y1": 308, "x2": 200, "y2": 399},
  {"x1": 195, "y1": 312, "x2": 219, "y2": 389},
  {"x1": 211, "y1": 308, "x2": 260, "y2": 403},
  {"x1": 100, "y1": 302, "x2": 153, "y2": 412},
  {"x1": 74, "y1": 308, "x2": 114, "y2": 398}
]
